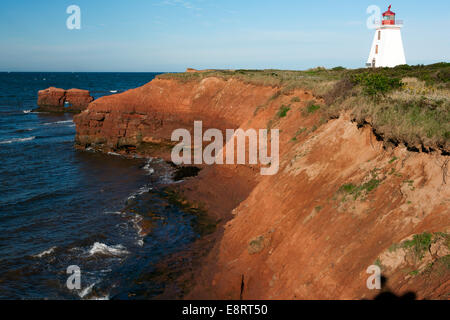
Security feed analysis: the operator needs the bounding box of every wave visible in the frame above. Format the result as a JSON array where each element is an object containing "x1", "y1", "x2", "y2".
[
  {"x1": 78, "y1": 282, "x2": 98, "y2": 299},
  {"x1": 33, "y1": 246, "x2": 57, "y2": 258},
  {"x1": 107, "y1": 152, "x2": 121, "y2": 157},
  {"x1": 131, "y1": 214, "x2": 146, "y2": 239},
  {"x1": 142, "y1": 159, "x2": 155, "y2": 175},
  {"x1": 23, "y1": 110, "x2": 32, "y2": 114},
  {"x1": 0, "y1": 136, "x2": 35, "y2": 144},
  {"x1": 88, "y1": 242, "x2": 129, "y2": 257},
  {"x1": 110, "y1": 90, "x2": 118, "y2": 93},
  {"x1": 126, "y1": 185, "x2": 152, "y2": 202},
  {"x1": 43, "y1": 120, "x2": 74, "y2": 126}
]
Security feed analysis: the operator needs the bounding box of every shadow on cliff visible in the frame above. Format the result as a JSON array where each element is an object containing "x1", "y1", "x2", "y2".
[{"x1": 372, "y1": 275, "x2": 417, "y2": 301}]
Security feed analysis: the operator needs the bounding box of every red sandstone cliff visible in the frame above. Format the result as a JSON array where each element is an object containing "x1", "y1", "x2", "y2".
[
  {"x1": 74, "y1": 77, "x2": 449, "y2": 300},
  {"x1": 37, "y1": 87, "x2": 94, "y2": 112}
]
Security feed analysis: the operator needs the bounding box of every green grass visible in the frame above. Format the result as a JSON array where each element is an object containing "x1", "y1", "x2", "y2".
[
  {"x1": 157, "y1": 63, "x2": 450, "y2": 152},
  {"x1": 158, "y1": 63, "x2": 450, "y2": 88},
  {"x1": 442, "y1": 255, "x2": 450, "y2": 270},
  {"x1": 409, "y1": 270, "x2": 420, "y2": 276},
  {"x1": 374, "y1": 258, "x2": 382, "y2": 268},
  {"x1": 338, "y1": 178, "x2": 382, "y2": 201},
  {"x1": 352, "y1": 72, "x2": 403, "y2": 99},
  {"x1": 291, "y1": 127, "x2": 308, "y2": 142},
  {"x1": 339, "y1": 183, "x2": 357, "y2": 194},
  {"x1": 307, "y1": 104, "x2": 321, "y2": 114},
  {"x1": 401, "y1": 232, "x2": 433, "y2": 261},
  {"x1": 389, "y1": 157, "x2": 398, "y2": 164},
  {"x1": 387, "y1": 232, "x2": 433, "y2": 261},
  {"x1": 389, "y1": 232, "x2": 449, "y2": 261},
  {"x1": 276, "y1": 104, "x2": 291, "y2": 118}
]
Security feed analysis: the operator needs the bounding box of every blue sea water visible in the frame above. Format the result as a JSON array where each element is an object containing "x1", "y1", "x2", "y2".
[{"x1": 0, "y1": 73, "x2": 198, "y2": 299}]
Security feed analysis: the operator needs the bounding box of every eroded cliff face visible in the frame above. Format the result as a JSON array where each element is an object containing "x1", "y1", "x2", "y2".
[
  {"x1": 74, "y1": 77, "x2": 449, "y2": 300},
  {"x1": 74, "y1": 78, "x2": 278, "y2": 154}
]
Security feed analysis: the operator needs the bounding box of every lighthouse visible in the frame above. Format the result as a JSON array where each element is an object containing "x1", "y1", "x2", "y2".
[{"x1": 366, "y1": 5, "x2": 406, "y2": 68}]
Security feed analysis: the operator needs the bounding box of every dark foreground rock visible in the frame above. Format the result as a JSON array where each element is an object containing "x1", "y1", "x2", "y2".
[{"x1": 36, "y1": 87, "x2": 94, "y2": 113}]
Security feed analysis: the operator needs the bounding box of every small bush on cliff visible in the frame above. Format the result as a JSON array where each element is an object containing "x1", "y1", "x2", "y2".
[
  {"x1": 402, "y1": 232, "x2": 433, "y2": 261},
  {"x1": 338, "y1": 178, "x2": 382, "y2": 201},
  {"x1": 323, "y1": 77, "x2": 355, "y2": 105},
  {"x1": 352, "y1": 73, "x2": 403, "y2": 99},
  {"x1": 277, "y1": 104, "x2": 291, "y2": 118},
  {"x1": 307, "y1": 103, "x2": 321, "y2": 114}
]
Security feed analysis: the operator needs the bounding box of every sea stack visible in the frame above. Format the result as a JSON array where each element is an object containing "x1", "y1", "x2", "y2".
[{"x1": 37, "y1": 87, "x2": 94, "y2": 113}]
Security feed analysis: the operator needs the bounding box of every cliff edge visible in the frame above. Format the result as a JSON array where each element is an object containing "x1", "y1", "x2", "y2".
[{"x1": 74, "y1": 68, "x2": 449, "y2": 300}]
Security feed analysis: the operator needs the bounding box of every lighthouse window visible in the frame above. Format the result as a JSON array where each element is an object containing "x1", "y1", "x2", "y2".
[
  {"x1": 378, "y1": 31, "x2": 381, "y2": 40},
  {"x1": 375, "y1": 45, "x2": 378, "y2": 54}
]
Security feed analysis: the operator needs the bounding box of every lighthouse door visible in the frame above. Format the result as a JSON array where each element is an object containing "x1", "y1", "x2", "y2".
[{"x1": 372, "y1": 58, "x2": 376, "y2": 68}]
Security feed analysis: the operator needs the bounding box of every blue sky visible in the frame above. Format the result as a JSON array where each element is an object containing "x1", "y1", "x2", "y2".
[{"x1": 0, "y1": 0, "x2": 448, "y2": 71}]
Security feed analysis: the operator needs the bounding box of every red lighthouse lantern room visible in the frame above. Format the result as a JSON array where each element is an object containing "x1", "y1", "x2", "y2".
[{"x1": 382, "y1": 5, "x2": 396, "y2": 25}]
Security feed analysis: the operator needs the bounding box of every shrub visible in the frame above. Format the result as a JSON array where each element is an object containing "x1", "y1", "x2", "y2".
[
  {"x1": 352, "y1": 73, "x2": 403, "y2": 99},
  {"x1": 307, "y1": 104, "x2": 321, "y2": 114},
  {"x1": 338, "y1": 179, "x2": 381, "y2": 200},
  {"x1": 402, "y1": 232, "x2": 433, "y2": 260},
  {"x1": 277, "y1": 104, "x2": 291, "y2": 118},
  {"x1": 323, "y1": 78, "x2": 355, "y2": 104}
]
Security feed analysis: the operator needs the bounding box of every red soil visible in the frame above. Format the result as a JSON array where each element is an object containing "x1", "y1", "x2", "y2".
[{"x1": 74, "y1": 77, "x2": 450, "y2": 300}]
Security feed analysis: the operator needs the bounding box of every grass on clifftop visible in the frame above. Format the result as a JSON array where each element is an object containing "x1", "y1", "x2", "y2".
[{"x1": 158, "y1": 63, "x2": 450, "y2": 152}]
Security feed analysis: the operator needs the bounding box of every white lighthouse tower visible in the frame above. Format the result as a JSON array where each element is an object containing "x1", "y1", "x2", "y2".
[{"x1": 367, "y1": 5, "x2": 406, "y2": 68}]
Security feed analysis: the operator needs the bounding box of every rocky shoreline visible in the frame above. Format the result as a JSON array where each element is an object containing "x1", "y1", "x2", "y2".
[{"x1": 73, "y1": 74, "x2": 449, "y2": 300}]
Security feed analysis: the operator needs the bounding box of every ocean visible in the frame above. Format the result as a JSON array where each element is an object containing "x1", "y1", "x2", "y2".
[{"x1": 0, "y1": 72, "x2": 198, "y2": 299}]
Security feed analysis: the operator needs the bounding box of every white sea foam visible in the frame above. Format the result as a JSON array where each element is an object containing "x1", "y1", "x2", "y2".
[
  {"x1": 129, "y1": 214, "x2": 147, "y2": 245},
  {"x1": 43, "y1": 120, "x2": 74, "y2": 126},
  {"x1": 107, "y1": 152, "x2": 121, "y2": 157},
  {"x1": 126, "y1": 186, "x2": 152, "y2": 201},
  {"x1": 90, "y1": 295, "x2": 110, "y2": 301},
  {"x1": 105, "y1": 211, "x2": 122, "y2": 215},
  {"x1": 131, "y1": 214, "x2": 143, "y2": 233},
  {"x1": 33, "y1": 246, "x2": 57, "y2": 258},
  {"x1": 0, "y1": 136, "x2": 36, "y2": 144},
  {"x1": 79, "y1": 282, "x2": 97, "y2": 298},
  {"x1": 88, "y1": 242, "x2": 129, "y2": 256},
  {"x1": 110, "y1": 90, "x2": 118, "y2": 93},
  {"x1": 142, "y1": 159, "x2": 155, "y2": 175},
  {"x1": 23, "y1": 110, "x2": 32, "y2": 114}
]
